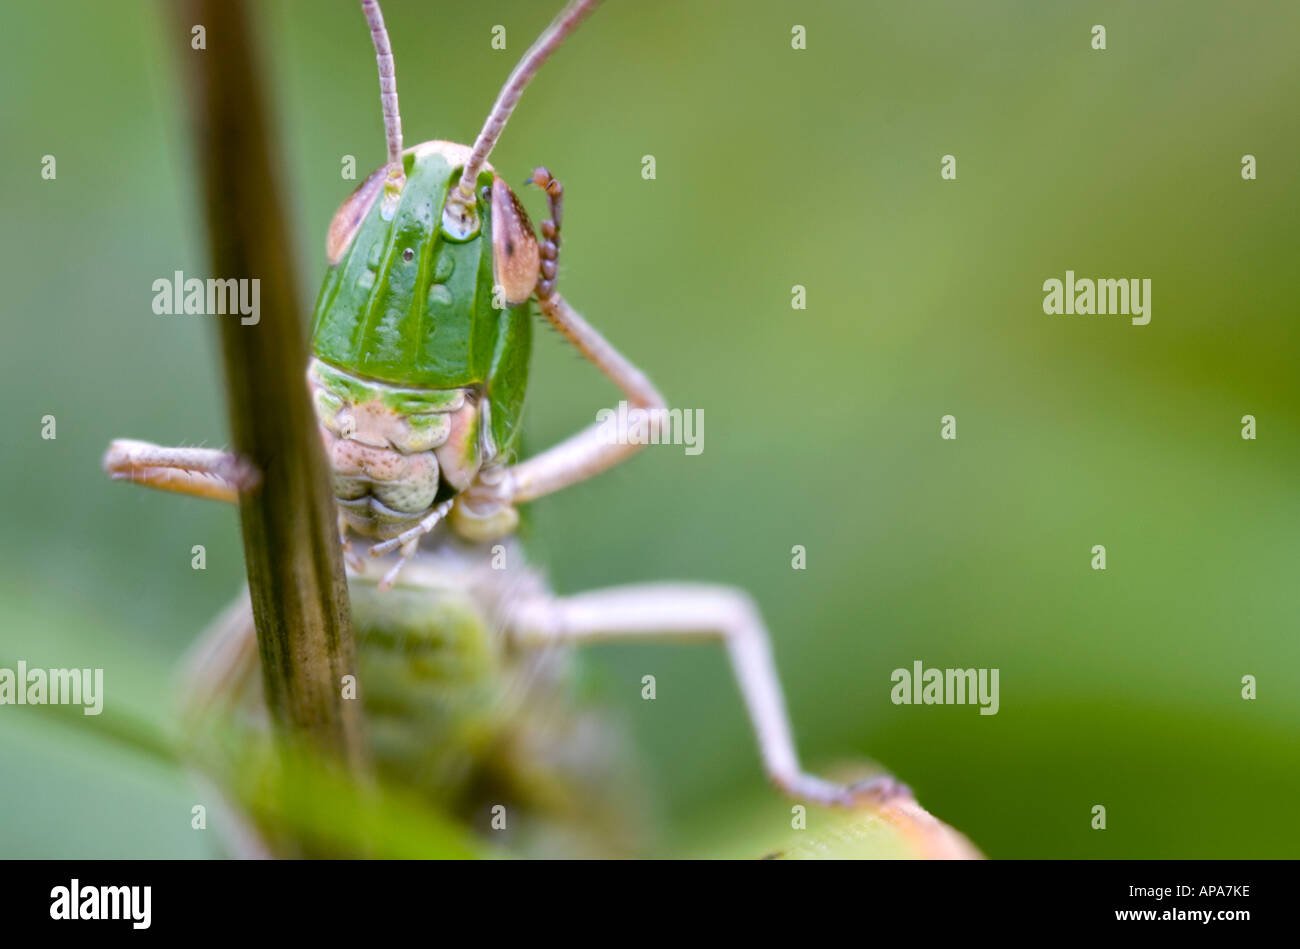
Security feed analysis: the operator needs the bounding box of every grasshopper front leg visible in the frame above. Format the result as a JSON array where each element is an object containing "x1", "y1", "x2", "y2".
[
  {"x1": 102, "y1": 438, "x2": 366, "y2": 571},
  {"x1": 508, "y1": 584, "x2": 910, "y2": 808},
  {"x1": 511, "y1": 290, "x2": 668, "y2": 502},
  {"x1": 509, "y1": 168, "x2": 668, "y2": 503},
  {"x1": 102, "y1": 439, "x2": 260, "y2": 502},
  {"x1": 454, "y1": 170, "x2": 668, "y2": 534},
  {"x1": 450, "y1": 288, "x2": 668, "y2": 538}
]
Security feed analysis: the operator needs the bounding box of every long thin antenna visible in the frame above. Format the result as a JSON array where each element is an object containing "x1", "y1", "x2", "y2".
[
  {"x1": 361, "y1": 0, "x2": 405, "y2": 190},
  {"x1": 456, "y1": 0, "x2": 603, "y2": 201}
]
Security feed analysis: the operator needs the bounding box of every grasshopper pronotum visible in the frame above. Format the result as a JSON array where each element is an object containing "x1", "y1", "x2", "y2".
[{"x1": 103, "y1": 0, "x2": 910, "y2": 852}]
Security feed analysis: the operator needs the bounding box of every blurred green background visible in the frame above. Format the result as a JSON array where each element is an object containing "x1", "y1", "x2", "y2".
[{"x1": 1, "y1": 0, "x2": 1297, "y2": 858}]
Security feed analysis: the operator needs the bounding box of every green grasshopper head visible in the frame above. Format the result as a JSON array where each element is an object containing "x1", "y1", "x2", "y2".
[
  {"x1": 310, "y1": 139, "x2": 538, "y2": 463},
  {"x1": 307, "y1": 0, "x2": 592, "y2": 563}
]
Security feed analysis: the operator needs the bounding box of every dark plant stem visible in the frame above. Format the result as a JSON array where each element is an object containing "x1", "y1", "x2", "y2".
[{"x1": 174, "y1": 0, "x2": 364, "y2": 771}]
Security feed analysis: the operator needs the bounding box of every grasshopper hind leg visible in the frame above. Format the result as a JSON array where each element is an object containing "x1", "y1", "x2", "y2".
[{"x1": 507, "y1": 582, "x2": 912, "y2": 809}]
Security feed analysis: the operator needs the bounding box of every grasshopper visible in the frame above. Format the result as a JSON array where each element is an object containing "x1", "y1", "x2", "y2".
[{"x1": 103, "y1": 0, "x2": 908, "y2": 854}]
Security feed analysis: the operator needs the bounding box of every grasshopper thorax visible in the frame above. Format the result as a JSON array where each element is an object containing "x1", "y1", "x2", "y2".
[{"x1": 310, "y1": 141, "x2": 539, "y2": 546}]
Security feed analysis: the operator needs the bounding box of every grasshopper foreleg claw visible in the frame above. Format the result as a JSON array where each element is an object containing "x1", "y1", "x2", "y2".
[{"x1": 528, "y1": 166, "x2": 564, "y2": 301}]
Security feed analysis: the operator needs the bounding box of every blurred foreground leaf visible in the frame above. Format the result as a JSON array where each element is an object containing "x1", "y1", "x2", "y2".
[{"x1": 206, "y1": 728, "x2": 488, "y2": 859}]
